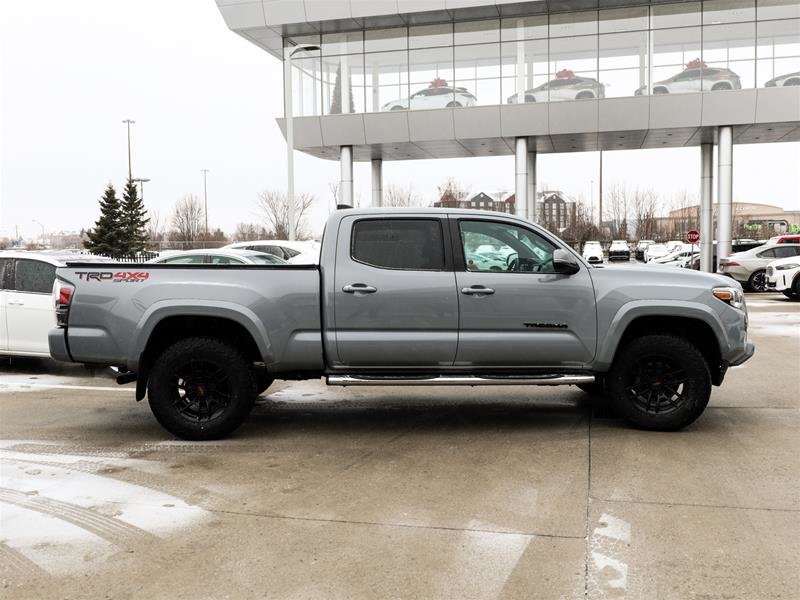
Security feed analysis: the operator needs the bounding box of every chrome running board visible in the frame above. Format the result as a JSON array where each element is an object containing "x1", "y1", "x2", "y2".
[{"x1": 326, "y1": 374, "x2": 594, "y2": 386}]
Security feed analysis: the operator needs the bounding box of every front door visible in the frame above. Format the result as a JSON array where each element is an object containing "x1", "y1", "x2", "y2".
[
  {"x1": 5, "y1": 259, "x2": 57, "y2": 355},
  {"x1": 453, "y1": 217, "x2": 597, "y2": 368},
  {"x1": 332, "y1": 216, "x2": 458, "y2": 368}
]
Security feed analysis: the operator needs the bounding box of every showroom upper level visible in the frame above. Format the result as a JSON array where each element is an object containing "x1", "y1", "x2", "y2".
[{"x1": 216, "y1": 0, "x2": 800, "y2": 158}]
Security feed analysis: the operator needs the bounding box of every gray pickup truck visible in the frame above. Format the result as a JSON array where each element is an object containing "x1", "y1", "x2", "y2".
[{"x1": 50, "y1": 209, "x2": 754, "y2": 439}]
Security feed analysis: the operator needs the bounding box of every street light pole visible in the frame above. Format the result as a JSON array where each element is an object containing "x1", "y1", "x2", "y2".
[
  {"x1": 201, "y1": 169, "x2": 210, "y2": 235},
  {"x1": 122, "y1": 119, "x2": 135, "y2": 181},
  {"x1": 285, "y1": 43, "x2": 320, "y2": 241}
]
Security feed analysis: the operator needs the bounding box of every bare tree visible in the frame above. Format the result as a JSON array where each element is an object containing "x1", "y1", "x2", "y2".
[
  {"x1": 233, "y1": 222, "x2": 270, "y2": 242},
  {"x1": 146, "y1": 209, "x2": 165, "y2": 246},
  {"x1": 256, "y1": 190, "x2": 315, "y2": 240},
  {"x1": 605, "y1": 182, "x2": 630, "y2": 239},
  {"x1": 561, "y1": 198, "x2": 600, "y2": 245},
  {"x1": 383, "y1": 184, "x2": 422, "y2": 208},
  {"x1": 170, "y1": 194, "x2": 205, "y2": 246},
  {"x1": 436, "y1": 177, "x2": 470, "y2": 205},
  {"x1": 631, "y1": 187, "x2": 659, "y2": 241}
]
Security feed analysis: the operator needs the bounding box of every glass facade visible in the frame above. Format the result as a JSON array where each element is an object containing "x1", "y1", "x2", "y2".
[{"x1": 286, "y1": 1, "x2": 800, "y2": 116}]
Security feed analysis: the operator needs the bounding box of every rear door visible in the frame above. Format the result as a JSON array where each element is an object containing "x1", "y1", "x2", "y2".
[
  {"x1": 332, "y1": 215, "x2": 458, "y2": 368},
  {"x1": 0, "y1": 258, "x2": 12, "y2": 352},
  {"x1": 452, "y1": 217, "x2": 597, "y2": 368},
  {"x1": 6, "y1": 258, "x2": 57, "y2": 355}
]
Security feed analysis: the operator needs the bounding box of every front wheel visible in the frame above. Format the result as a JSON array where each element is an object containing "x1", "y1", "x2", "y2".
[
  {"x1": 607, "y1": 335, "x2": 711, "y2": 431},
  {"x1": 748, "y1": 270, "x2": 768, "y2": 292},
  {"x1": 446, "y1": 101, "x2": 463, "y2": 108},
  {"x1": 147, "y1": 337, "x2": 256, "y2": 440}
]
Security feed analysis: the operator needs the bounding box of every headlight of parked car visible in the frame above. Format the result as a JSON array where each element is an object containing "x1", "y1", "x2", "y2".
[{"x1": 712, "y1": 286, "x2": 744, "y2": 310}]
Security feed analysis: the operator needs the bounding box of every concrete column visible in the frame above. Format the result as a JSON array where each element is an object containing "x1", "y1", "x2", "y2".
[
  {"x1": 700, "y1": 143, "x2": 714, "y2": 272},
  {"x1": 371, "y1": 158, "x2": 383, "y2": 207},
  {"x1": 716, "y1": 126, "x2": 733, "y2": 269},
  {"x1": 527, "y1": 148, "x2": 537, "y2": 222},
  {"x1": 515, "y1": 137, "x2": 527, "y2": 220},
  {"x1": 340, "y1": 146, "x2": 353, "y2": 208}
]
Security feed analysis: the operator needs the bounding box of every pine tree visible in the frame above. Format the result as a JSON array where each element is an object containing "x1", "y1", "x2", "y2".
[
  {"x1": 85, "y1": 184, "x2": 124, "y2": 256},
  {"x1": 329, "y1": 64, "x2": 355, "y2": 115},
  {"x1": 120, "y1": 178, "x2": 150, "y2": 256}
]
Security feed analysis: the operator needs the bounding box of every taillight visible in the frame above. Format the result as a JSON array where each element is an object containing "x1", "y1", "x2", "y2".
[
  {"x1": 724, "y1": 261, "x2": 740, "y2": 267},
  {"x1": 53, "y1": 279, "x2": 75, "y2": 327}
]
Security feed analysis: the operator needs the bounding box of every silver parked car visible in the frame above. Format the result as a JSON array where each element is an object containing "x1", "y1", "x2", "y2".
[
  {"x1": 507, "y1": 72, "x2": 605, "y2": 103},
  {"x1": 635, "y1": 66, "x2": 741, "y2": 95}
]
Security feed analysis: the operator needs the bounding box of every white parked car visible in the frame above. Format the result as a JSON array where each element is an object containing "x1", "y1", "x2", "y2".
[
  {"x1": 644, "y1": 244, "x2": 669, "y2": 262},
  {"x1": 764, "y1": 71, "x2": 800, "y2": 88},
  {"x1": 766, "y1": 255, "x2": 800, "y2": 299},
  {"x1": 719, "y1": 243, "x2": 800, "y2": 292},
  {"x1": 635, "y1": 65, "x2": 741, "y2": 95},
  {"x1": 652, "y1": 248, "x2": 695, "y2": 265},
  {"x1": 0, "y1": 251, "x2": 110, "y2": 358},
  {"x1": 582, "y1": 241, "x2": 603, "y2": 264},
  {"x1": 148, "y1": 248, "x2": 287, "y2": 265},
  {"x1": 507, "y1": 73, "x2": 605, "y2": 103},
  {"x1": 608, "y1": 240, "x2": 631, "y2": 261},
  {"x1": 223, "y1": 240, "x2": 320, "y2": 264},
  {"x1": 382, "y1": 84, "x2": 477, "y2": 111}
]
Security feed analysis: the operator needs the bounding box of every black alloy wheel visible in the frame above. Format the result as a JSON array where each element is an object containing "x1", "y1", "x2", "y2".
[
  {"x1": 173, "y1": 360, "x2": 232, "y2": 423},
  {"x1": 748, "y1": 270, "x2": 768, "y2": 292},
  {"x1": 626, "y1": 357, "x2": 688, "y2": 417}
]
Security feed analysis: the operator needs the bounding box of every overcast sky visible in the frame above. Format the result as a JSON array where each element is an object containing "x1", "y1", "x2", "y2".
[{"x1": 1, "y1": 0, "x2": 798, "y2": 241}]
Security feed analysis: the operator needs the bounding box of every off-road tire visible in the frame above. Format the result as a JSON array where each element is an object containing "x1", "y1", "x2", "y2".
[
  {"x1": 748, "y1": 269, "x2": 768, "y2": 292},
  {"x1": 607, "y1": 334, "x2": 711, "y2": 431},
  {"x1": 147, "y1": 337, "x2": 256, "y2": 440}
]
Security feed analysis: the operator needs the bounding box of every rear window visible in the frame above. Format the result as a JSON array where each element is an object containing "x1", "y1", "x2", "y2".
[
  {"x1": 351, "y1": 219, "x2": 446, "y2": 271},
  {"x1": 774, "y1": 246, "x2": 800, "y2": 258},
  {"x1": 14, "y1": 259, "x2": 56, "y2": 294}
]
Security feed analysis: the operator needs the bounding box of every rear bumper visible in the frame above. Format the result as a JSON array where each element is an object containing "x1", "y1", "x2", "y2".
[{"x1": 48, "y1": 328, "x2": 73, "y2": 362}]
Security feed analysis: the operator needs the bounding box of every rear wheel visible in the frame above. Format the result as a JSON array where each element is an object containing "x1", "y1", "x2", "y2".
[
  {"x1": 147, "y1": 337, "x2": 256, "y2": 440},
  {"x1": 711, "y1": 82, "x2": 732, "y2": 91},
  {"x1": 748, "y1": 269, "x2": 768, "y2": 292},
  {"x1": 653, "y1": 87, "x2": 669, "y2": 94},
  {"x1": 446, "y1": 101, "x2": 463, "y2": 108},
  {"x1": 575, "y1": 91, "x2": 595, "y2": 99},
  {"x1": 607, "y1": 335, "x2": 711, "y2": 431}
]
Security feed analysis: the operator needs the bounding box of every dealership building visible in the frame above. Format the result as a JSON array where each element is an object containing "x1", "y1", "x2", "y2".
[{"x1": 215, "y1": 0, "x2": 800, "y2": 269}]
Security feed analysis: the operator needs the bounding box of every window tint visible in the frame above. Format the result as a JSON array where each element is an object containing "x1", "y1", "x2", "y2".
[
  {"x1": 351, "y1": 219, "x2": 445, "y2": 270},
  {"x1": 161, "y1": 255, "x2": 207, "y2": 264},
  {"x1": 0, "y1": 258, "x2": 11, "y2": 290},
  {"x1": 774, "y1": 246, "x2": 800, "y2": 258},
  {"x1": 459, "y1": 220, "x2": 557, "y2": 273},
  {"x1": 14, "y1": 259, "x2": 56, "y2": 294},
  {"x1": 208, "y1": 255, "x2": 244, "y2": 264},
  {"x1": 757, "y1": 249, "x2": 776, "y2": 258}
]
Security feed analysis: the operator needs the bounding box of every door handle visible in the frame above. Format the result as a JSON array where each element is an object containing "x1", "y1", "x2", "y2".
[
  {"x1": 461, "y1": 285, "x2": 495, "y2": 296},
  {"x1": 7, "y1": 300, "x2": 24, "y2": 306},
  {"x1": 342, "y1": 283, "x2": 378, "y2": 294}
]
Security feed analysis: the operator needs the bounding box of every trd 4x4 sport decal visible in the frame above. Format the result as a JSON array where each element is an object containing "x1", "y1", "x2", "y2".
[{"x1": 75, "y1": 271, "x2": 150, "y2": 282}]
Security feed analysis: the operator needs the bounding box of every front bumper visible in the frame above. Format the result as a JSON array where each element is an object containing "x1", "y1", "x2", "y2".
[{"x1": 728, "y1": 340, "x2": 755, "y2": 367}]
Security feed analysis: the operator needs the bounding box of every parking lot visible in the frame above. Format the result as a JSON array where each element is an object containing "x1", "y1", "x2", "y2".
[{"x1": 1, "y1": 292, "x2": 798, "y2": 599}]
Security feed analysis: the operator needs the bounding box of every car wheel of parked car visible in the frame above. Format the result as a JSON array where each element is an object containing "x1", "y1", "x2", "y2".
[
  {"x1": 748, "y1": 270, "x2": 768, "y2": 292},
  {"x1": 446, "y1": 101, "x2": 463, "y2": 108},
  {"x1": 525, "y1": 95, "x2": 536, "y2": 103},
  {"x1": 575, "y1": 91, "x2": 595, "y2": 99},
  {"x1": 711, "y1": 83, "x2": 732, "y2": 91},
  {"x1": 607, "y1": 334, "x2": 711, "y2": 431},
  {"x1": 390, "y1": 105, "x2": 404, "y2": 111},
  {"x1": 147, "y1": 337, "x2": 256, "y2": 440},
  {"x1": 653, "y1": 87, "x2": 669, "y2": 94}
]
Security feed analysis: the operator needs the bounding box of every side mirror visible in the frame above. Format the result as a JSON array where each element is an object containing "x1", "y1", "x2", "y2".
[{"x1": 553, "y1": 249, "x2": 580, "y2": 275}]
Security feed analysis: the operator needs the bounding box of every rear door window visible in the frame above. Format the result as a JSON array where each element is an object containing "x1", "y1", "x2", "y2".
[
  {"x1": 774, "y1": 246, "x2": 800, "y2": 258},
  {"x1": 351, "y1": 219, "x2": 446, "y2": 270},
  {"x1": 757, "y1": 249, "x2": 776, "y2": 258},
  {"x1": 14, "y1": 259, "x2": 57, "y2": 294}
]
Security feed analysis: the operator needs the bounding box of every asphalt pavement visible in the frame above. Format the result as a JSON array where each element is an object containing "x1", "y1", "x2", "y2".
[{"x1": 0, "y1": 291, "x2": 798, "y2": 599}]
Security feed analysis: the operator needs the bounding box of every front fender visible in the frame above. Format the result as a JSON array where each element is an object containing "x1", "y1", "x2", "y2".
[
  {"x1": 127, "y1": 300, "x2": 273, "y2": 371},
  {"x1": 593, "y1": 300, "x2": 727, "y2": 371}
]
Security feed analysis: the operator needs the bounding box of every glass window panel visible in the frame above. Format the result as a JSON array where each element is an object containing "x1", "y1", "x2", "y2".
[
  {"x1": 409, "y1": 24, "x2": 453, "y2": 49},
  {"x1": 14, "y1": 260, "x2": 56, "y2": 294},
  {"x1": 599, "y1": 6, "x2": 649, "y2": 33},
  {"x1": 549, "y1": 36, "x2": 599, "y2": 101},
  {"x1": 409, "y1": 47, "x2": 455, "y2": 109},
  {"x1": 600, "y1": 31, "x2": 649, "y2": 97},
  {"x1": 352, "y1": 219, "x2": 446, "y2": 271},
  {"x1": 549, "y1": 11, "x2": 598, "y2": 37},
  {"x1": 365, "y1": 51, "x2": 410, "y2": 112},
  {"x1": 704, "y1": 22, "x2": 755, "y2": 89},
  {"x1": 290, "y1": 56, "x2": 322, "y2": 116},
  {"x1": 365, "y1": 28, "x2": 407, "y2": 53},
  {"x1": 500, "y1": 39, "x2": 549, "y2": 103},
  {"x1": 757, "y1": 19, "x2": 800, "y2": 85},
  {"x1": 704, "y1": 0, "x2": 755, "y2": 24},
  {"x1": 652, "y1": 2, "x2": 701, "y2": 29},
  {"x1": 758, "y1": 0, "x2": 800, "y2": 20},
  {"x1": 454, "y1": 43, "x2": 500, "y2": 106},
  {"x1": 652, "y1": 26, "x2": 703, "y2": 93},
  {"x1": 321, "y1": 31, "x2": 364, "y2": 56},
  {"x1": 459, "y1": 221, "x2": 556, "y2": 274},
  {"x1": 321, "y1": 54, "x2": 365, "y2": 114},
  {"x1": 500, "y1": 15, "x2": 548, "y2": 41},
  {"x1": 455, "y1": 20, "x2": 500, "y2": 45}
]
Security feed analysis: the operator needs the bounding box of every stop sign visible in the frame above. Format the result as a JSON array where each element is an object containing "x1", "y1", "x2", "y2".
[{"x1": 687, "y1": 230, "x2": 700, "y2": 244}]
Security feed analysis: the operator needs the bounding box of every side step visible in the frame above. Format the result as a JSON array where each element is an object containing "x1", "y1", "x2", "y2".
[{"x1": 326, "y1": 374, "x2": 595, "y2": 387}]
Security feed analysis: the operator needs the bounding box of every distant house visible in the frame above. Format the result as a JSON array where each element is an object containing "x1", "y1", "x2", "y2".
[
  {"x1": 434, "y1": 191, "x2": 514, "y2": 214},
  {"x1": 537, "y1": 191, "x2": 576, "y2": 232}
]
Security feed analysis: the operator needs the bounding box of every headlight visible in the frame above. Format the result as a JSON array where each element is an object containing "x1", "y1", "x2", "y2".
[
  {"x1": 712, "y1": 286, "x2": 744, "y2": 310},
  {"x1": 775, "y1": 263, "x2": 799, "y2": 271}
]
